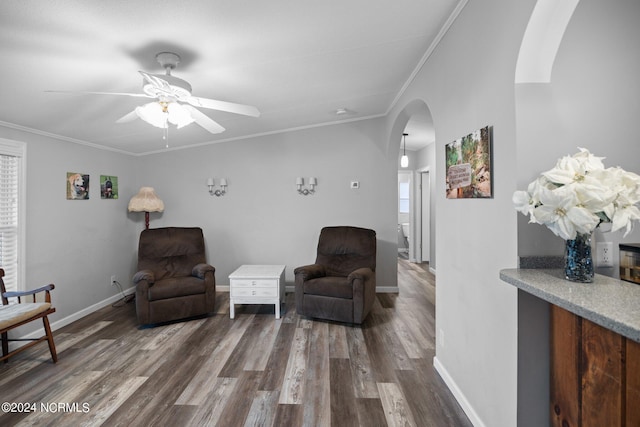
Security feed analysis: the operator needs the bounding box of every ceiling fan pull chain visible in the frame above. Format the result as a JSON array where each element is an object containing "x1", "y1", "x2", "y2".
[{"x1": 163, "y1": 125, "x2": 169, "y2": 148}]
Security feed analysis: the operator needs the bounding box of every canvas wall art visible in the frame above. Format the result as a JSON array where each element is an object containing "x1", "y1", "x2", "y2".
[
  {"x1": 100, "y1": 175, "x2": 118, "y2": 199},
  {"x1": 67, "y1": 172, "x2": 89, "y2": 200},
  {"x1": 445, "y1": 126, "x2": 492, "y2": 199}
]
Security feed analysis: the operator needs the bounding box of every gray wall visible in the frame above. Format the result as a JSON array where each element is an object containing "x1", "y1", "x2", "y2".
[
  {"x1": 135, "y1": 119, "x2": 398, "y2": 290},
  {"x1": 516, "y1": 0, "x2": 640, "y2": 273},
  {"x1": 0, "y1": 126, "x2": 138, "y2": 334},
  {"x1": 386, "y1": 0, "x2": 535, "y2": 425},
  {"x1": 514, "y1": 1, "x2": 640, "y2": 426},
  {"x1": 1, "y1": 115, "x2": 400, "y2": 336}
]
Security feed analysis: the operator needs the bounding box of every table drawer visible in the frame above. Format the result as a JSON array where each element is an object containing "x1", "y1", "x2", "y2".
[
  {"x1": 231, "y1": 287, "x2": 278, "y2": 297},
  {"x1": 230, "y1": 278, "x2": 278, "y2": 288}
]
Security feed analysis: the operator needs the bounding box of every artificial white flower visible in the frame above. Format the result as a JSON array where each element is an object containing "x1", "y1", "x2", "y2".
[
  {"x1": 513, "y1": 148, "x2": 640, "y2": 240},
  {"x1": 573, "y1": 146, "x2": 606, "y2": 170},
  {"x1": 612, "y1": 204, "x2": 640, "y2": 236},
  {"x1": 512, "y1": 190, "x2": 532, "y2": 216},
  {"x1": 532, "y1": 185, "x2": 600, "y2": 240}
]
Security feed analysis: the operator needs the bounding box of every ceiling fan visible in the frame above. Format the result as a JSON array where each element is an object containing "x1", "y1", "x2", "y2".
[{"x1": 48, "y1": 52, "x2": 260, "y2": 135}]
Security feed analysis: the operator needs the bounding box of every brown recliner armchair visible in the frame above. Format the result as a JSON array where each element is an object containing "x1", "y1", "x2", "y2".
[
  {"x1": 294, "y1": 226, "x2": 376, "y2": 324},
  {"x1": 133, "y1": 227, "x2": 215, "y2": 325}
]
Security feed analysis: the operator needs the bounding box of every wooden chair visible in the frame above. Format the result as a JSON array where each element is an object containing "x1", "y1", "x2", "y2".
[{"x1": 0, "y1": 269, "x2": 57, "y2": 363}]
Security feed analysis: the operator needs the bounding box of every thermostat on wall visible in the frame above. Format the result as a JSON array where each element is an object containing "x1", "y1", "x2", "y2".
[{"x1": 350, "y1": 181, "x2": 360, "y2": 189}]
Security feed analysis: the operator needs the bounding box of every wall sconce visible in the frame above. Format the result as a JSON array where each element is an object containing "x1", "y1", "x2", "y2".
[
  {"x1": 296, "y1": 177, "x2": 317, "y2": 195},
  {"x1": 207, "y1": 178, "x2": 227, "y2": 196}
]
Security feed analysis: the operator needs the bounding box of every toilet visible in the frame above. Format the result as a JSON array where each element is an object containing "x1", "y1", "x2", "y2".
[{"x1": 401, "y1": 223, "x2": 410, "y2": 246}]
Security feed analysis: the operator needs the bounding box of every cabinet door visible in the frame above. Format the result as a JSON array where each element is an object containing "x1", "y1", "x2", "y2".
[
  {"x1": 551, "y1": 305, "x2": 637, "y2": 427},
  {"x1": 581, "y1": 320, "x2": 623, "y2": 427},
  {"x1": 550, "y1": 305, "x2": 580, "y2": 427},
  {"x1": 628, "y1": 339, "x2": 640, "y2": 425}
]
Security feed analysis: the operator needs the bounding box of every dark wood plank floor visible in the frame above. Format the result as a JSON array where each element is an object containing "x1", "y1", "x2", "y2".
[{"x1": 0, "y1": 259, "x2": 471, "y2": 426}]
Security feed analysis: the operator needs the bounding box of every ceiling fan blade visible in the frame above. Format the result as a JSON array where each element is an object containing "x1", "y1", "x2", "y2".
[
  {"x1": 138, "y1": 71, "x2": 173, "y2": 95},
  {"x1": 182, "y1": 105, "x2": 225, "y2": 134},
  {"x1": 45, "y1": 90, "x2": 152, "y2": 98},
  {"x1": 115, "y1": 110, "x2": 139, "y2": 124},
  {"x1": 185, "y1": 96, "x2": 260, "y2": 117}
]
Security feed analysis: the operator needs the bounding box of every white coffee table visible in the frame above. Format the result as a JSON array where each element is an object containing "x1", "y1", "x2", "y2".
[{"x1": 228, "y1": 265, "x2": 286, "y2": 319}]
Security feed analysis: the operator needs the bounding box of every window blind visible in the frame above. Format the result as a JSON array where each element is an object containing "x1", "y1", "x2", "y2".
[{"x1": 0, "y1": 150, "x2": 20, "y2": 294}]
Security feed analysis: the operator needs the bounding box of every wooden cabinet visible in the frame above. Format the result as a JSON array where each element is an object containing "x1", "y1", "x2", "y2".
[{"x1": 551, "y1": 305, "x2": 640, "y2": 426}]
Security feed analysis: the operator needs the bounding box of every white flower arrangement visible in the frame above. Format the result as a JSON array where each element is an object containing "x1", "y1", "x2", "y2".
[{"x1": 513, "y1": 148, "x2": 640, "y2": 240}]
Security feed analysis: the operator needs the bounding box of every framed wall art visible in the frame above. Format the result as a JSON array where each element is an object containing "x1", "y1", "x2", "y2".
[
  {"x1": 66, "y1": 172, "x2": 89, "y2": 200},
  {"x1": 100, "y1": 175, "x2": 118, "y2": 199},
  {"x1": 445, "y1": 126, "x2": 493, "y2": 199}
]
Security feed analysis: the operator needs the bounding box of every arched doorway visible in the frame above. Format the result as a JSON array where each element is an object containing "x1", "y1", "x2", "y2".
[{"x1": 389, "y1": 99, "x2": 436, "y2": 274}]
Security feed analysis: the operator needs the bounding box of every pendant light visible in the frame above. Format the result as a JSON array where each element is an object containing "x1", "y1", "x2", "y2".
[{"x1": 401, "y1": 133, "x2": 409, "y2": 168}]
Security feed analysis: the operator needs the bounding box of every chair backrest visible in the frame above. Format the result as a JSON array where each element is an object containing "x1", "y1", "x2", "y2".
[
  {"x1": 138, "y1": 227, "x2": 207, "y2": 280},
  {"x1": 0, "y1": 269, "x2": 7, "y2": 305},
  {"x1": 315, "y1": 226, "x2": 376, "y2": 277}
]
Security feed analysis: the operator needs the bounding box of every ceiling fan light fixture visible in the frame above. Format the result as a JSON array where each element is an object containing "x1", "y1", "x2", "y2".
[
  {"x1": 167, "y1": 103, "x2": 195, "y2": 128},
  {"x1": 135, "y1": 101, "x2": 197, "y2": 130},
  {"x1": 136, "y1": 102, "x2": 168, "y2": 129}
]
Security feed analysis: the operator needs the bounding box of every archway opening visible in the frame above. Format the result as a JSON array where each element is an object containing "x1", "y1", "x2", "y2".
[{"x1": 389, "y1": 99, "x2": 436, "y2": 274}]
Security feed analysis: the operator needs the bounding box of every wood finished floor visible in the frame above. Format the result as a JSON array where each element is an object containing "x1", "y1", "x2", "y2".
[{"x1": 0, "y1": 259, "x2": 472, "y2": 427}]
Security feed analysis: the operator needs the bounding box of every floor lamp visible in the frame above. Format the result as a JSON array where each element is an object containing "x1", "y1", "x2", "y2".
[{"x1": 128, "y1": 187, "x2": 164, "y2": 229}]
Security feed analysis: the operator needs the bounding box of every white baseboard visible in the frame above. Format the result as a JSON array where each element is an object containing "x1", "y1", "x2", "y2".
[
  {"x1": 231, "y1": 285, "x2": 400, "y2": 294},
  {"x1": 12, "y1": 283, "x2": 399, "y2": 344},
  {"x1": 429, "y1": 266, "x2": 436, "y2": 275},
  {"x1": 15, "y1": 287, "x2": 135, "y2": 342},
  {"x1": 433, "y1": 356, "x2": 485, "y2": 427}
]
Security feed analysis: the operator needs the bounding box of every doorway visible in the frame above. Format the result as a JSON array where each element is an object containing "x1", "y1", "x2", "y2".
[
  {"x1": 398, "y1": 171, "x2": 412, "y2": 260},
  {"x1": 391, "y1": 99, "x2": 436, "y2": 279},
  {"x1": 420, "y1": 169, "x2": 430, "y2": 264}
]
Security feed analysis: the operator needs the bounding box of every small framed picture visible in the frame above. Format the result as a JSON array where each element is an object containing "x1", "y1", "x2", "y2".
[{"x1": 100, "y1": 175, "x2": 118, "y2": 199}]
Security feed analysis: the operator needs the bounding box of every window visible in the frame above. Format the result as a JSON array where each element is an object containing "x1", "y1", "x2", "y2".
[
  {"x1": 399, "y1": 182, "x2": 410, "y2": 213},
  {"x1": 0, "y1": 139, "x2": 24, "y2": 294}
]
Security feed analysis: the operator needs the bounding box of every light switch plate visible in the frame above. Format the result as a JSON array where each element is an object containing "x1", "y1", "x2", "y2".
[{"x1": 350, "y1": 181, "x2": 360, "y2": 189}]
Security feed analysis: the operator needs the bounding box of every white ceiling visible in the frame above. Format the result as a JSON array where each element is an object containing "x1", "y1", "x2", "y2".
[{"x1": 0, "y1": 1, "x2": 459, "y2": 155}]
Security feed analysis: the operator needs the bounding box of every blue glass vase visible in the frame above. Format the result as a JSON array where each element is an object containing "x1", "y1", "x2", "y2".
[{"x1": 564, "y1": 233, "x2": 594, "y2": 283}]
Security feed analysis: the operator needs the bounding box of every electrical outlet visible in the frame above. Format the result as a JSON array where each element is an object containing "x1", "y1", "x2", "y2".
[
  {"x1": 596, "y1": 242, "x2": 614, "y2": 267},
  {"x1": 110, "y1": 275, "x2": 117, "y2": 286}
]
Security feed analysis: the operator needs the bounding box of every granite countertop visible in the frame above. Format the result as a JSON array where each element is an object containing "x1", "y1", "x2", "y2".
[{"x1": 500, "y1": 268, "x2": 640, "y2": 343}]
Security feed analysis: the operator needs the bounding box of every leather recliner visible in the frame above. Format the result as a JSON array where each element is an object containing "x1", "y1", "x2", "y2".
[
  {"x1": 294, "y1": 226, "x2": 376, "y2": 324},
  {"x1": 133, "y1": 227, "x2": 215, "y2": 325}
]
